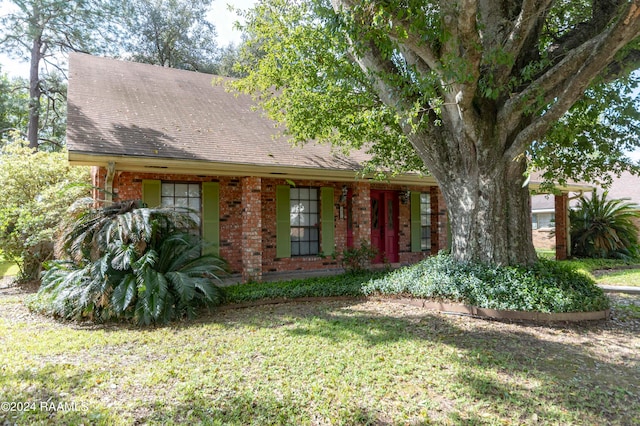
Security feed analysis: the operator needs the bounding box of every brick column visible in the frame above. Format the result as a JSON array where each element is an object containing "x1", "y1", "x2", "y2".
[
  {"x1": 351, "y1": 181, "x2": 371, "y2": 248},
  {"x1": 554, "y1": 193, "x2": 569, "y2": 260},
  {"x1": 430, "y1": 186, "x2": 449, "y2": 252},
  {"x1": 242, "y1": 177, "x2": 263, "y2": 282}
]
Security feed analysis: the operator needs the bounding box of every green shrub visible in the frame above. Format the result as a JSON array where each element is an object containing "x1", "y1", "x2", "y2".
[
  {"x1": 570, "y1": 190, "x2": 640, "y2": 259},
  {"x1": 335, "y1": 241, "x2": 378, "y2": 273},
  {"x1": 28, "y1": 201, "x2": 227, "y2": 324},
  {"x1": 362, "y1": 253, "x2": 610, "y2": 313}
]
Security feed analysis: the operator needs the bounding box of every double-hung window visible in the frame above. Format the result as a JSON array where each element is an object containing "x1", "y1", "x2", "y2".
[
  {"x1": 290, "y1": 187, "x2": 320, "y2": 256},
  {"x1": 420, "y1": 193, "x2": 431, "y2": 251}
]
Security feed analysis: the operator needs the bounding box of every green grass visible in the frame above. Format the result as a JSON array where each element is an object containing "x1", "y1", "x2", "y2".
[
  {"x1": 1, "y1": 292, "x2": 639, "y2": 425},
  {"x1": 595, "y1": 269, "x2": 640, "y2": 287},
  {"x1": 562, "y1": 258, "x2": 640, "y2": 287},
  {"x1": 0, "y1": 257, "x2": 19, "y2": 278}
]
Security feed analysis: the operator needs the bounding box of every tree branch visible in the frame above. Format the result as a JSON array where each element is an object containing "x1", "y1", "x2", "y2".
[{"x1": 503, "y1": 0, "x2": 640, "y2": 160}]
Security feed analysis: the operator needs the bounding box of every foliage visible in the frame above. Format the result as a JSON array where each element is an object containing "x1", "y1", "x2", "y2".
[
  {"x1": 570, "y1": 190, "x2": 640, "y2": 259},
  {"x1": 334, "y1": 241, "x2": 377, "y2": 273},
  {"x1": 232, "y1": 0, "x2": 640, "y2": 266},
  {"x1": 118, "y1": 0, "x2": 219, "y2": 73},
  {"x1": 223, "y1": 271, "x2": 381, "y2": 304},
  {"x1": 362, "y1": 253, "x2": 610, "y2": 313},
  {"x1": 0, "y1": 0, "x2": 116, "y2": 149},
  {"x1": 31, "y1": 201, "x2": 228, "y2": 324},
  {"x1": 0, "y1": 139, "x2": 89, "y2": 282},
  {"x1": 0, "y1": 71, "x2": 28, "y2": 142}
]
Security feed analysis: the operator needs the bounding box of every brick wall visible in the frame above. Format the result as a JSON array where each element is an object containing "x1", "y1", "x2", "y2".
[{"x1": 97, "y1": 167, "x2": 448, "y2": 281}]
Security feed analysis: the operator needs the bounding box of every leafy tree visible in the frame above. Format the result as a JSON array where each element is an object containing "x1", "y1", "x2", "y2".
[
  {"x1": 233, "y1": 0, "x2": 640, "y2": 267},
  {"x1": 570, "y1": 190, "x2": 640, "y2": 259},
  {"x1": 0, "y1": 138, "x2": 90, "y2": 281},
  {"x1": 0, "y1": 0, "x2": 115, "y2": 149},
  {"x1": 35, "y1": 201, "x2": 227, "y2": 324},
  {"x1": 0, "y1": 71, "x2": 28, "y2": 142},
  {"x1": 119, "y1": 0, "x2": 219, "y2": 72}
]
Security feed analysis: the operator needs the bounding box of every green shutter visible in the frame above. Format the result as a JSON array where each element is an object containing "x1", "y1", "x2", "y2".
[
  {"x1": 411, "y1": 191, "x2": 422, "y2": 252},
  {"x1": 202, "y1": 182, "x2": 220, "y2": 256},
  {"x1": 276, "y1": 185, "x2": 291, "y2": 258},
  {"x1": 142, "y1": 179, "x2": 161, "y2": 208},
  {"x1": 321, "y1": 187, "x2": 335, "y2": 256}
]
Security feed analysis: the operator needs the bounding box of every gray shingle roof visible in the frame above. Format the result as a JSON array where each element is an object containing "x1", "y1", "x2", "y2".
[{"x1": 66, "y1": 53, "x2": 369, "y2": 171}]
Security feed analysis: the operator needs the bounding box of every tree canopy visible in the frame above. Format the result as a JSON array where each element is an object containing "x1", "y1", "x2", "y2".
[
  {"x1": 0, "y1": 0, "x2": 116, "y2": 149},
  {"x1": 233, "y1": 0, "x2": 640, "y2": 265},
  {"x1": 119, "y1": 0, "x2": 220, "y2": 72}
]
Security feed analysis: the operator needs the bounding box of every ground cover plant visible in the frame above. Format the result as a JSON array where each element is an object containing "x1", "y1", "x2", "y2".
[
  {"x1": 362, "y1": 253, "x2": 610, "y2": 313},
  {"x1": 1, "y1": 284, "x2": 639, "y2": 425}
]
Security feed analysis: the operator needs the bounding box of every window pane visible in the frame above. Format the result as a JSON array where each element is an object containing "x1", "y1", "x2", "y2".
[
  {"x1": 309, "y1": 188, "x2": 318, "y2": 199},
  {"x1": 161, "y1": 197, "x2": 173, "y2": 207},
  {"x1": 310, "y1": 200, "x2": 318, "y2": 213},
  {"x1": 175, "y1": 197, "x2": 188, "y2": 207},
  {"x1": 300, "y1": 241, "x2": 310, "y2": 255},
  {"x1": 189, "y1": 198, "x2": 200, "y2": 211},
  {"x1": 188, "y1": 184, "x2": 200, "y2": 197},
  {"x1": 175, "y1": 183, "x2": 189, "y2": 197},
  {"x1": 291, "y1": 241, "x2": 300, "y2": 256},
  {"x1": 290, "y1": 188, "x2": 299, "y2": 199},
  {"x1": 162, "y1": 183, "x2": 174, "y2": 196},
  {"x1": 299, "y1": 188, "x2": 309, "y2": 199}
]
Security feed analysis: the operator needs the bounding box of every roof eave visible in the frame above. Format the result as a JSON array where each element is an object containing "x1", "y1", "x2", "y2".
[{"x1": 68, "y1": 151, "x2": 440, "y2": 186}]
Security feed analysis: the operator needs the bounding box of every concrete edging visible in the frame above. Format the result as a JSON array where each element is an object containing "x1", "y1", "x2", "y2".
[{"x1": 220, "y1": 295, "x2": 610, "y2": 322}]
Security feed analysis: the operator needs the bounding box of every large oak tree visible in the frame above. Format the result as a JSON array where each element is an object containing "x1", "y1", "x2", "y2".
[{"x1": 234, "y1": 0, "x2": 640, "y2": 266}]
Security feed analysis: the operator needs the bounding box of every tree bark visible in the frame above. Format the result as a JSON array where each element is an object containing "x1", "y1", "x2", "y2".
[
  {"x1": 433, "y1": 154, "x2": 537, "y2": 266},
  {"x1": 27, "y1": 33, "x2": 42, "y2": 150}
]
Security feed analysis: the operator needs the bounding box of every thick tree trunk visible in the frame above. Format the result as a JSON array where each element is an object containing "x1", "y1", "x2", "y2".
[
  {"x1": 433, "y1": 153, "x2": 537, "y2": 266},
  {"x1": 27, "y1": 34, "x2": 42, "y2": 150}
]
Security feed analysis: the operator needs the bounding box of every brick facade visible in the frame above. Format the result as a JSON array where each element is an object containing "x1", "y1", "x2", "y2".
[
  {"x1": 92, "y1": 167, "x2": 448, "y2": 282},
  {"x1": 554, "y1": 194, "x2": 569, "y2": 260}
]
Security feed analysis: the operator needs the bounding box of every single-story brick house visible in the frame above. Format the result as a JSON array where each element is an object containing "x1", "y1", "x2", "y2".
[{"x1": 66, "y1": 53, "x2": 585, "y2": 282}]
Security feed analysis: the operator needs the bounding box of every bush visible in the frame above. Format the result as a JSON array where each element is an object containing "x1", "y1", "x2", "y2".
[
  {"x1": 570, "y1": 190, "x2": 640, "y2": 259},
  {"x1": 0, "y1": 139, "x2": 90, "y2": 282},
  {"x1": 362, "y1": 252, "x2": 610, "y2": 313},
  {"x1": 28, "y1": 201, "x2": 227, "y2": 325}
]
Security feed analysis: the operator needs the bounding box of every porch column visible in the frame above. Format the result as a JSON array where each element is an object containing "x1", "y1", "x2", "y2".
[
  {"x1": 430, "y1": 186, "x2": 449, "y2": 252},
  {"x1": 554, "y1": 193, "x2": 569, "y2": 260},
  {"x1": 351, "y1": 181, "x2": 371, "y2": 248},
  {"x1": 242, "y1": 176, "x2": 263, "y2": 282}
]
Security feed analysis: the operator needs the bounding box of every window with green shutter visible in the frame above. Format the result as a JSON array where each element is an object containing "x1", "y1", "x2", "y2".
[{"x1": 276, "y1": 185, "x2": 335, "y2": 257}]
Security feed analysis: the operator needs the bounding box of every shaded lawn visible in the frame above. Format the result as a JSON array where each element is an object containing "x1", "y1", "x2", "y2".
[{"x1": 1, "y1": 287, "x2": 639, "y2": 425}]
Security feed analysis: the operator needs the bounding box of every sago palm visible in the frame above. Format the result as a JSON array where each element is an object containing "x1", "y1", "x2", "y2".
[
  {"x1": 570, "y1": 190, "x2": 640, "y2": 259},
  {"x1": 37, "y1": 200, "x2": 227, "y2": 324}
]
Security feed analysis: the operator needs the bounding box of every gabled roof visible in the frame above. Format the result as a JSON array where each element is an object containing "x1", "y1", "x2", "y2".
[{"x1": 67, "y1": 53, "x2": 410, "y2": 182}]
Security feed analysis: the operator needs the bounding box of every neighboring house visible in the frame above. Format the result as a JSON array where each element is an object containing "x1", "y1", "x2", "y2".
[
  {"x1": 531, "y1": 171, "x2": 640, "y2": 251},
  {"x1": 66, "y1": 53, "x2": 583, "y2": 282}
]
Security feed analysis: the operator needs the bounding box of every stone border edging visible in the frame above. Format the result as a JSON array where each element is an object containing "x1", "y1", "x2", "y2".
[{"x1": 220, "y1": 295, "x2": 610, "y2": 322}]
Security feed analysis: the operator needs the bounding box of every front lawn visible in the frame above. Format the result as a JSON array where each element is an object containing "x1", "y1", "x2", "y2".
[
  {"x1": 563, "y1": 258, "x2": 640, "y2": 287},
  {"x1": 1, "y1": 287, "x2": 639, "y2": 425},
  {"x1": 0, "y1": 254, "x2": 19, "y2": 278}
]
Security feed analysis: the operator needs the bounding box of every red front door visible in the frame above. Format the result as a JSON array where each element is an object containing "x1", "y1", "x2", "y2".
[{"x1": 370, "y1": 190, "x2": 399, "y2": 263}]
